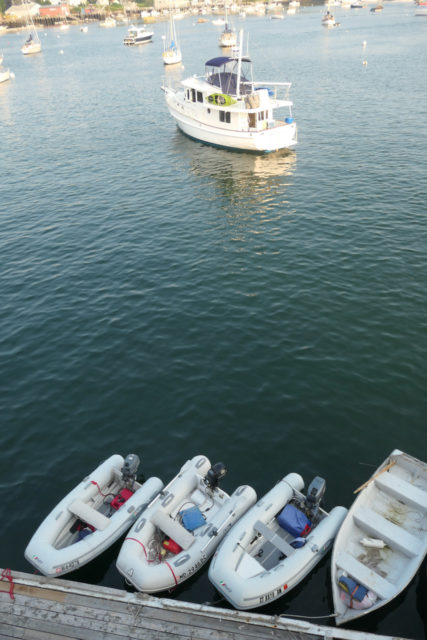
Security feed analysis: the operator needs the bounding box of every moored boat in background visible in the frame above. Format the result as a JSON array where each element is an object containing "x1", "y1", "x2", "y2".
[
  {"x1": 0, "y1": 67, "x2": 11, "y2": 83},
  {"x1": 100, "y1": 16, "x2": 117, "y2": 27},
  {"x1": 123, "y1": 24, "x2": 153, "y2": 45},
  {"x1": 322, "y1": 0, "x2": 340, "y2": 25},
  {"x1": 21, "y1": 1, "x2": 42, "y2": 55},
  {"x1": 219, "y1": 3, "x2": 237, "y2": 48},
  {"x1": 415, "y1": 0, "x2": 427, "y2": 15},
  {"x1": 162, "y1": 9, "x2": 182, "y2": 65}
]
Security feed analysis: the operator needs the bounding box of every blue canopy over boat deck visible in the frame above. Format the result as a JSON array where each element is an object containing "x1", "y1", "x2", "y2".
[{"x1": 205, "y1": 57, "x2": 253, "y2": 97}]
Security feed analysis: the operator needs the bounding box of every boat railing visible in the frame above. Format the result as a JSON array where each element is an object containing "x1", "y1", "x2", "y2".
[{"x1": 248, "y1": 81, "x2": 292, "y2": 102}]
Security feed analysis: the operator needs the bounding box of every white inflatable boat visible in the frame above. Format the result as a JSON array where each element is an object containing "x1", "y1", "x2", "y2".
[
  {"x1": 209, "y1": 473, "x2": 347, "y2": 609},
  {"x1": 25, "y1": 454, "x2": 164, "y2": 577},
  {"x1": 116, "y1": 454, "x2": 257, "y2": 592}
]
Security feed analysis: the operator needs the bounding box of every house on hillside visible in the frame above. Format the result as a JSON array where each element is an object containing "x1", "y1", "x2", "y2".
[
  {"x1": 39, "y1": 4, "x2": 70, "y2": 18},
  {"x1": 153, "y1": 0, "x2": 188, "y2": 10},
  {"x1": 5, "y1": 2, "x2": 40, "y2": 18}
]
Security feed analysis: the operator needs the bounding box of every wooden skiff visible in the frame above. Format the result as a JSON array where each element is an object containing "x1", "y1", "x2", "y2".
[{"x1": 331, "y1": 449, "x2": 427, "y2": 625}]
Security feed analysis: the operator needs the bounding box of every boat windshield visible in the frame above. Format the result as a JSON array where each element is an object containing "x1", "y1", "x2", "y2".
[{"x1": 205, "y1": 56, "x2": 252, "y2": 96}]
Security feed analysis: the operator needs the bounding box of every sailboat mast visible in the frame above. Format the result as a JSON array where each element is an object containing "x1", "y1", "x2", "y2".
[{"x1": 236, "y1": 29, "x2": 243, "y2": 100}]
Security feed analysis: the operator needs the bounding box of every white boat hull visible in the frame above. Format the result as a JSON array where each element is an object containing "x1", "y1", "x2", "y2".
[
  {"x1": 116, "y1": 455, "x2": 257, "y2": 592},
  {"x1": 220, "y1": 32, "x2": 237, "y2": 47},
  {"x1": 124, "y1": 32, "x2": 153, "y2": 45},
  {"x1": 163, "y1": 48, "x2": 182, "y2": 65},
  {"x1": 25, "y1": 455, "x2": 164, "y2": 577},
  {"x1": 331, "y1": 449, "x2": 427, "y2": 626},
  {"x1": 0, "y1": 69, "x2": 11, "y2": 83},
  {"x1": 209, "y1": 473, "x2": 347, "y2": 609},
  {"x1": 21, "y1": 42, "x2": 42, "y2": 55},
  {"x1": 322, "y1": 18, "x2": 337, "y2": 26},
  {"x1": 165, "y1": 93, "x2": 297, "y2": 153}
]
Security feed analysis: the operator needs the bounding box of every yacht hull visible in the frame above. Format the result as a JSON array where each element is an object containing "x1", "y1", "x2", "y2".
[{"x1": 166, "y1": 99, "x2": 297, "y2": 153}]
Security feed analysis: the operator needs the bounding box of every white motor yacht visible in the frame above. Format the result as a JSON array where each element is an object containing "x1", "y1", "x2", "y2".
[
  {"x1": 123, "y1": 24, "x2": 153, "y2": 45},
  {"x1": 162, "y1": 31, "x2": 297, "y2": 153}
]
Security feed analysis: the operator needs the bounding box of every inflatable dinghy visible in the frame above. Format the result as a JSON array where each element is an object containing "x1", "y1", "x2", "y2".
[
  {"x1": 116, "y1": 454, "x2": 257, "y2": 592},
  {"x1": 25, "y1": 454, "x2": 163, "y2": 577},
  {"x1": 209, "y1": 472, "x2": 347, "y2": 609}
]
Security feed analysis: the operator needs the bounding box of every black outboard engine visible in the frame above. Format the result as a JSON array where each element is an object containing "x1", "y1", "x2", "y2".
[
  {"x1": 204, "y1": 462, "x2": 227, "y2": 490},
  {"x1": 304, "y1": 476, "x2": 326, "y2": 520},
  {"x1": 121, "y1": 454, "x2": 140, "y2": 487}
]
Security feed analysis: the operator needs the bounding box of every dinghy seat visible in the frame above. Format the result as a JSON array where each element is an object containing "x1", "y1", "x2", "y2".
[
  {"x1": 353, "y1": 507, "x2": 422, "y2": 558},
  {"x1": 68, "y1": 499, "x2": 110, "y2": 531},
  {"x1": 374, "y1": 473, "x2": 427, "y2": 513},
  {"x1": 151, "y1": 509, "x2": 194, "y2": 550},
  {"x1": 254, "y1": 520, "x2": 295, "y2": 557},
  {"x1": 335, "y1": 551, "x2": 395, "y2": 600}
]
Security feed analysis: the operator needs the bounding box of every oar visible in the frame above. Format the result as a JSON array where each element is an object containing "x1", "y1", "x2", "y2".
[{"x1": 353, "y1": 460, "x2": 396, "y2": 494}]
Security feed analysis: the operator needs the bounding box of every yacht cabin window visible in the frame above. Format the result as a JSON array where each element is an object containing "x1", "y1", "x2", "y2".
[{"x1": 219, "y1": 111, "x2": 231, "y2": 124}]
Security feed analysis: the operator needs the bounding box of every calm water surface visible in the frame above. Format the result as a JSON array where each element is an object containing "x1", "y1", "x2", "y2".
[{"x1": 1, "y1": 5, "x2": 426, "y2": 638}]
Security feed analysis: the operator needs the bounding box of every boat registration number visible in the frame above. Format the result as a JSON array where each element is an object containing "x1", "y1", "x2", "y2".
[
  {"x1": 56, "y1": 559, "x2": 80, "y2": 573},
  {"x1": 178, "y1": 558, "x2": 204, "y2": 581},
  {"x1": 259, "y1": 586, "x2": 286, "y2": 604}
]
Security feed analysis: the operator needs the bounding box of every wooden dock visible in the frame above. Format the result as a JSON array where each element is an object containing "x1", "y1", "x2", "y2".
[{"x1": 0, "y1": 569, "x2": 406, "y2": 640}]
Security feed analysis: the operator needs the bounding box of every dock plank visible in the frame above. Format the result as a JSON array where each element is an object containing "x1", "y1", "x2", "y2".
[
  {"x1": 0, "y1": 602, "x2": 236, "y2": 640},
  {"x1": 0, "y1": 570, "x2": 408, "y2": 640},
  {"x1": 1, "y1": 621, "x2": 83, "y2": 640},
  {"x1": 0, "y1": 593, "x2": 289, "y2": 640}
]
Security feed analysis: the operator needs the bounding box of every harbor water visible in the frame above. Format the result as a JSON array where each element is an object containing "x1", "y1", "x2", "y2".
[{"x1": 1, "y1": 4, "x2": 426, "y2": 638}]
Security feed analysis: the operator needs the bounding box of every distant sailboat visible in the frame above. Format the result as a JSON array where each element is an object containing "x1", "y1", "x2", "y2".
[
  {"x1": 0, "y1": 57, "x2": 13, "y2": 84},
  {"x1": 219, "y1": 4, "x2": 236, "y2": 48},
  {"x1": 162, "y1": 7, "x2": 182, "y2": 65},
  {"x1": 0, "y1": 69, "x2": 11, "y2": 83},
  {"x1": 322, "y1": 0, "x2": 340, "y2": 26},
  {"x1": 21, "y1": 1, "x2": 42, "y2": 55},
  {"x1": 99, "y1": 16, "x2": 117, "y2": 27}
]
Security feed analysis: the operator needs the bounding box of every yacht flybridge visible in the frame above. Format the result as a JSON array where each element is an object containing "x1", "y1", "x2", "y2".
[{"x1": 162, "y1": 31, "x2": 297, "y2": 153}]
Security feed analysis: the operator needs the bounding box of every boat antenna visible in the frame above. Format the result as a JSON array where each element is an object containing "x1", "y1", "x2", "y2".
[{"x1": 236, "y1": 29, "x2": 243, "y2": 100}]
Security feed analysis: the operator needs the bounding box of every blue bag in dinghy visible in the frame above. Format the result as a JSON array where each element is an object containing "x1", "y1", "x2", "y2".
[
  {"x1": 179, "y1": 505, "x2": 206, "y2": 531},
  {"x1": 338, "y1": 576, "x2": 368, "y2": 602},
  {"x1": 277, "y1": 504, "x2": 312, "y2": 537}
]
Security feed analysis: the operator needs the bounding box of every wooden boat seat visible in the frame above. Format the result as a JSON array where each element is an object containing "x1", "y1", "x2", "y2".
[
  {"x1": 353, "y1": 507, "x2": 421, "y2": 558},
  {"x1": 375, "y1": 473, "x2": 427, "y2": 513},
  {"x1": 68, "y1": 499, "x2": 110, "y2": 531},
  {"x1": 151, "y1": 509, "x2": 194, "y2": 550},
  {"x1": 335, "y1": 551, "x2": 395, "y2": 600},
  {"x1": 254, "y1": 520, "x2": 295, "y2": 557}
]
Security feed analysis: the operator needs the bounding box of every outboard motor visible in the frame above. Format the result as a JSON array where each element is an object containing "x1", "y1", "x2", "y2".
[
  {"x1": 121, "y1": 454, "x2": 140, "y2": 487},
  {"x1": 204, "y1": 462, "x2": 227, "y2": 490},
  {"x1": 304, "y1": 476, "x2": 326, "y2": 520}
]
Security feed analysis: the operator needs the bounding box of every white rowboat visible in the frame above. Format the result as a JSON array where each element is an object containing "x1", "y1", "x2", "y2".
[{"x1": 331, "y1": 449, "x2": 427, "y2": 625}]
